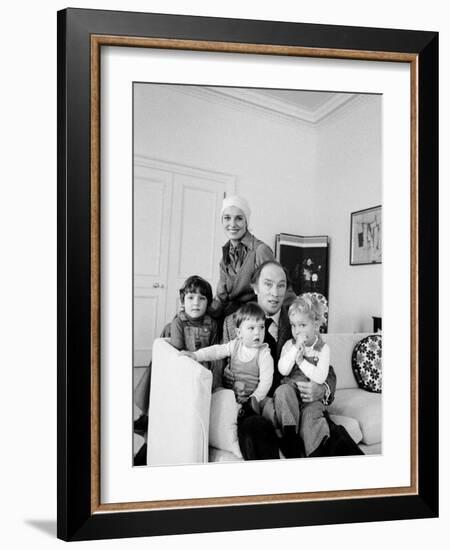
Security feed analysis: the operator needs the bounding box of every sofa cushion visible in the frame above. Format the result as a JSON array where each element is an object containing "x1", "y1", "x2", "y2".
[
  {"x1": 321, "y1": 333, "x2": 373, "y2": 390},
  {"x1": 328, "y1": 388, "x2": 381, "y2": 445},
  {"x1": 209, "y1": 389, "x2": 243, "y2": 458},
  {"x1": 209, "y1": 447, "x2": 244, "y2": 462},
  {"x1": 352, "y1": 334, "x2": 382, "y2": 393},
  {"x1": 359, "y1": 442, "x2": 382, "y2": 455}
]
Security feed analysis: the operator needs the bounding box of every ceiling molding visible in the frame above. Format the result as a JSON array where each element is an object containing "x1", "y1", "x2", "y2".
[
  {"x1": 163, "y1": 85, "x2": 316, "y2": 130},
  {"x1": 315, "y1": 94, "x2": 375, "y2": 127},
  {"x1": 207, "y1": 88, "x2": 317, "y2": 122},
  {"x1": 314, "y1": 94, "x2": 359, "y2": 122},
  {"x1": 134, "y1": 154, "x2": 236, "y2": 184},
  {"x1": 162, "y1": 84, "x2": 359, "y2": 125}
]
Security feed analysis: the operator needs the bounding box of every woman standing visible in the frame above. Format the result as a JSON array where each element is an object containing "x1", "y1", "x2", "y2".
[{"x1": 210, "y1": 195, "x2": 274, "y2": 319}]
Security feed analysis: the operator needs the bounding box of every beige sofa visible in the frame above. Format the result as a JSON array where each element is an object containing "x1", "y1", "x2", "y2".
[
  {"x1": 147, "y1": 333, "x2": 381, "y2": 466},
  {"x1": 323, "y1": 332, "x2": 382, "y2": 455}
]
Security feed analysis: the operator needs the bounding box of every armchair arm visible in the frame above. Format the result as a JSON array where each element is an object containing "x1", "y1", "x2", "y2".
[{"x1": 147, "y1": 338, "x2": 212, "y2": 465}]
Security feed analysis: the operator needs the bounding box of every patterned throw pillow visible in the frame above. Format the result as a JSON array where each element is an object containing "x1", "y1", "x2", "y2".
[{"x1": 352, "y1": 335, "x2": 382, "y2": 393}]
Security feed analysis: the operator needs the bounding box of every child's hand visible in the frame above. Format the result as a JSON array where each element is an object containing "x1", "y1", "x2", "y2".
[
  {"x1": 295, "y1": 348, "x2": 304, "y2": 364},
  {"x1": 295, "y1": 334, "x2": 307, "y2": 350},
  {"x1": 179, "y1": 351, "x2": 196, "y2": 360}
]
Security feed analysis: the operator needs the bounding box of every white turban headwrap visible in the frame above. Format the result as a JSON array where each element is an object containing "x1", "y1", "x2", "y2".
[{"x1": 221, "y1": 195, "x2": 251, "y2": 224}]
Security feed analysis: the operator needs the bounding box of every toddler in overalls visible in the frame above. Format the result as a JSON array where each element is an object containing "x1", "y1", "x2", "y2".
[
  {"x1": 180, "y1": 302, "x2": 274, "y2": 413},
  {"x1": 278, "y1": 294, "x2": 331, "y2": 456}
]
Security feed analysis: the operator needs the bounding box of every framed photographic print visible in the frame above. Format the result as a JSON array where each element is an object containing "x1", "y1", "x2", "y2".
[
  {"x1": 350, "y1": 206, "x2": 382, "y2": 265},
  {"x1": 57, "y1": 8, "x2": 438, "y2": 542}
]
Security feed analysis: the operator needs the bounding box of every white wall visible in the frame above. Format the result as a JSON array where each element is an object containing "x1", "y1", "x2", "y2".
[
  {"x1": 134, "y1": 84, "x2": 318, "y2": 250},
  {"x1": 135, "y1": 85, "x2": 381, "y2": 332},
  {"x1": 2, "y1": 2, "x2": 447, "y2": 550},
  {"x1": 314, "y1": 96, "x2": 382, "y2": 332}
]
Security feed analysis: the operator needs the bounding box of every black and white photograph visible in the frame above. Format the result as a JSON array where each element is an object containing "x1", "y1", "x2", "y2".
[
  {"x1": 132, "y1": 84, "x2": 383, "y2": 467},
  {"x1": 0, "y1": 0, "x2": 444, "y2": 546}
]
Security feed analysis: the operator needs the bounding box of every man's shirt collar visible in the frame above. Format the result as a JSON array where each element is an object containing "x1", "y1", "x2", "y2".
[{"x1": 267, "y1": 309, "x2": 281, "y2": 327}]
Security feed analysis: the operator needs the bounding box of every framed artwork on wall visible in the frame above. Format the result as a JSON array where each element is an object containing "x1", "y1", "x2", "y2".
[
  {"x1": 350, "y1": 205, "x2": 382, "y2": 265},
  {"x1": 57, "y1": 8, "x2": 438, "y2": 542}
]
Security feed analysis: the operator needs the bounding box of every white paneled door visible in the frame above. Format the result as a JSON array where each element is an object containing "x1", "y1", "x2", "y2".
[{"x1": 134, "y1": 157, "x2": 235, "y2": 366}]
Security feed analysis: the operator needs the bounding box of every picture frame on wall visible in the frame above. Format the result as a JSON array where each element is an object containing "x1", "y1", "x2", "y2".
[
  {"x1": 57, "y1": 8, "x2": 438, "y2": 542},
  {"x1": 350, "y1": 205, "x2": 382, "y2": 265}
]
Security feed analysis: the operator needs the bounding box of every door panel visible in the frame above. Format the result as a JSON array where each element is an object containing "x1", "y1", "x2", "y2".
[
  {"x1": 178, "y1": 184, "x2": 218, "y2": 279},
  {"x1": 134, "y1": 166, "x2": 172, "y2": 366},
  {"x1": 133, "y1": 158, "x2": 235, "y2": 366},
  {"x1": 134, "y1": 177, "x2": 166, "y2": 276},
  {"x1": 166, "y1": 173, "x2": 232, "y2": 322}
]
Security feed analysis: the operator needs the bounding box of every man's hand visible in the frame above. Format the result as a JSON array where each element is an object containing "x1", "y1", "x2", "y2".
[
  {"x1": 235, "y1": 391, "x2": 248, "y2": 404},
  {"x1": 238, "y1": 395, "x2": 261, "y2": 416},
  {"x1": 233, "y1": 381, "x2": 246, "y2": 404},
  {"x1": 222, "y1": 366, "x2": 235, "y2": 389},
  {"x1": 296, "y1": 380, "x2": 325, "y2": 403}
]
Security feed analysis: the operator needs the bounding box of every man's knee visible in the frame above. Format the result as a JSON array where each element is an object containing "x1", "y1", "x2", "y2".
[
  {"x1": 273, "y1": 383, "x2": 296, "y2": 406},
  {"x1": 302, "y1": 401, "x2": 325, "y2": 419},
  {"x1": 300, "y1": 402, "x2": 325, "y2": 431}
]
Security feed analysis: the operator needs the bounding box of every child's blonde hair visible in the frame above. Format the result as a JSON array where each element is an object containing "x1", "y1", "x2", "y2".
[{"x1": 288, "y1": 293, "x2": 327, "y2": 326}]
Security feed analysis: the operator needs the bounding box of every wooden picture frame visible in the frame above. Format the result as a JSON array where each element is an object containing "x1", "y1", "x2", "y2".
[{"x1": 57, "y1": 8, "x2": 438, "y2": 541}]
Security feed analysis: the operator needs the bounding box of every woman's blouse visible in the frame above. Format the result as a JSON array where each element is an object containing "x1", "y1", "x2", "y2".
[{"x1": 210, "y1": 231, "x2": 274, "y2": 317}]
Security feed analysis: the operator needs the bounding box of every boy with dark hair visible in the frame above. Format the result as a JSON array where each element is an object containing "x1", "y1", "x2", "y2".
[{"x1": 170, "y1": 275, "x2": 218, "y2": 354}]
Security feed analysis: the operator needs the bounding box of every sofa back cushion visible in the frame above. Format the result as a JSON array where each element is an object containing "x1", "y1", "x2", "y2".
[
  {"x1": 321, "y1": 333, "x2": 373, "y2": 390},
  {"x1": 147, "y1": 338, "x2": 212, "y2": 465},
  {"x1": 328, "y1": 388, "x2": 381, "y2": 445}
]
